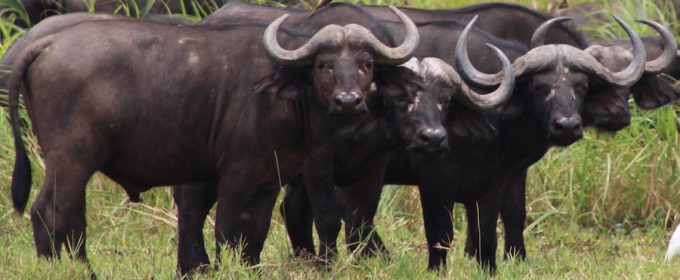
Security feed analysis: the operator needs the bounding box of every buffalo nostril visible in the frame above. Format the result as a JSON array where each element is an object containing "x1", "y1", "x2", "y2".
[
  {"x1": 349, "y1": 92, "x2": 362, "y2": 106},
  {"x1": 553, "y1": 117, "x2": 582, "y2": 133},
  {"x1": 419, "y1": 128, "x2": 447, "y2": 145},
  {"x1": 334, "y1": 92, "x2": 363, "y2": 110}
]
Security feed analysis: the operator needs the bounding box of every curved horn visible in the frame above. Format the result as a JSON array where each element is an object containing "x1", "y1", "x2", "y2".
[
  {"x1": 637, "y1": 19, "x2": 678, "y2": 73},
  {"x1": 454, "y1": 15, "x2": 505, "y2": 87},
  {"x1": 263, "y1": 14, "x2": 344, "y2": 66},
  {"x1": 530, "y1": 17, "x2": 573, "y2": 48},
  {"x1": 588, "y1": 15, "x2": 646, "y2": 86},
  {"x1": 428, "y1": 45, "x2": 515, "y2": 111},
  {"x1": 345, "y1": 5, "x2": 419, "y2": 65}
]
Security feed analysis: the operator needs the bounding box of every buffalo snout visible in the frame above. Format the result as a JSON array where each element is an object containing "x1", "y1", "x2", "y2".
[
  {"x1": 415, "y1": 126, "x2": 448, "y2": 152},
  {"x1": 549, "y1": 115, "x2": 583, "y2": 145},
  {"x1": 331, "y1": 91, "x2": 367, "y2": 113}
]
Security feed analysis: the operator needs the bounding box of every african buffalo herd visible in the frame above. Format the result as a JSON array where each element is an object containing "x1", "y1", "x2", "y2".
[{"x1": 2, "y1": 0, "x2": 678, "y2": 277}]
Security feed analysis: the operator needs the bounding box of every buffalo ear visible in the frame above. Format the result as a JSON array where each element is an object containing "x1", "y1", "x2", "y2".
[
  {"x1": 254, "y1": 69, "x2": 307, "y2": 100},
  {"x1": 630, "y1": 75, "x2": 679, "y2": 110},
  {"x1": 583, "y1": 86, "x2": 630, "y2": 132}
]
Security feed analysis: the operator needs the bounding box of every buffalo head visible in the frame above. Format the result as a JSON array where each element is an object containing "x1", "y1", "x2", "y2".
[
  {"x1": 456, "y1": 15, "x2": 676, "y2": 146},
  {"x1": 263, "y1": 5, "x2": 419, "y2": 115},
  {"x1": 375, "y1": 46, "x2": 514, "y2": 152}
]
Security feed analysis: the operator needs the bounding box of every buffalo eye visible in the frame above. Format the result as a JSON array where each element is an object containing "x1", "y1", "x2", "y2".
[
  {"x1": 532, "y1": 84, "x2": 551, "y2": 96},
  {"x1": 574, "y1": 83, "x2": 588, "y2": 95},
  {"x1": 317, "y1": 63, "x2": 334, "y2": 71},
  {"x1": 364, "y1": 61, "x2": 373, "y2": 70},
  {"x1": 391, "y1": 93, "x2": 411, "y2": 109}
]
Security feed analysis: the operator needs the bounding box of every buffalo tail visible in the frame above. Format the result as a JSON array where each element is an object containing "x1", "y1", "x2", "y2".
[{"x1": 8, "y1": 35, "x2": 54, "y2": 213}]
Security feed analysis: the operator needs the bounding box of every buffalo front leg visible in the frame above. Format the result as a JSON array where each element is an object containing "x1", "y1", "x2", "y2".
[
  {"x1": 303, "y1": 148, "x2": 343, "y2": 264},
  {"x1": 463, "y1": 187, "x2": 504, "y2": 274},
  {"x1": 174, "y1": 182, "x2": 217, "y2": 276},
  {"x1": 31, "y1": 159, "x2": 95, "y2": 264},
  {"x1": 280, "y1": 175, "x2": 316, "y2": 258},
  {"x1": 418, "y1": 184, "x2": 456, "y2": 270},
  {"x1": 500, "y1": 170, "x2": 527, "y2": 260},
  {"x1": 338, "y1": 180, "x2": 387, "y2": 259}
]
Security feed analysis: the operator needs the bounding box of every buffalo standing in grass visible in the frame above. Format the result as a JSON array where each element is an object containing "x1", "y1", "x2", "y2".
[
  {"x1": 8, "y1": 6, "x2": 419, "y2": 275},
  {"x1": 282, "y1": 15, "x2": 677, "y2": 272}
]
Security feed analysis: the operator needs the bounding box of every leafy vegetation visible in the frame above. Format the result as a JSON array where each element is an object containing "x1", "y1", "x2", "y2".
[{"x1": 0, "y1": 0, "x2": 677, "y2": 278}]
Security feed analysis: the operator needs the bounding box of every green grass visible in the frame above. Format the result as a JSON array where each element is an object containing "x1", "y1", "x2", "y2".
[{"x1": 0, "y1": 0, "x2": 679, "y2": 278}]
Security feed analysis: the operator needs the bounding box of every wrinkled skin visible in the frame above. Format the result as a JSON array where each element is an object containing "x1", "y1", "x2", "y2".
[{"x1": 8, "y1": 18, "x2": 410, "y2": 277}]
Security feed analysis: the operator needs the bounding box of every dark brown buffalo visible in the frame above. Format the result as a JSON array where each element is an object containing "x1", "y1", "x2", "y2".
[{"x1": 8, "y1": 6, "x2": 419, "y2": 276}]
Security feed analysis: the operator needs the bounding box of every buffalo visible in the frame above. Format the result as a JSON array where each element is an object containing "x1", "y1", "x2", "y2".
[
  {"x1": 8, "y1": 6, "x2": 419, "y2": 275},
  {"x1": 281, "y1": 13, "x2": 677, "y2": 272}
]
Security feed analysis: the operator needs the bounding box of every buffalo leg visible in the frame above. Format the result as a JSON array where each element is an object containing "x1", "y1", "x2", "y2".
[
  {"x1": 500, "y1": 170, "x2": 527, "y2": 260},
  {"x1": 174, "y1": 182, "x2": 217, "y2": 276},
  {"x1": 309, "y1": 185, "x2": 343, "y2": 264},
  {"x1": 214, "y1": 175, "x2": 277, "y2": 267},
  {"x1": 241, "y1": 183, "x2": 280, "y2": 264},
  {"x1": 418, "y1": 184, "x2": 456, "y2": 270},
  {"x1": 464, "y1": 187, "x2": 504, "y2": 273},
  {"x1": 303, "y1": 149, "x2": 344, "y2": 263},
  {"x1": 31, "y1": 158, "x2": 94, "y2": 264},
  {"x1": 280, "y1": 175, "x2": 316, "y2": 257},
  {"x1": 338, "y1": 179, "x2": 386, "y2": 258}
]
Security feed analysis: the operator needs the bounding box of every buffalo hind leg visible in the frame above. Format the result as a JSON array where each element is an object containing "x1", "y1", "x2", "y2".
[
  {"x1": 241, "y1": 183, "x2": 280, "y2": 264},
  {"x1": 500, "y1": 170, "x2": 527, "y2": 260},
  {"x1": 31, "y1": 159, "x2": 95, "y2": 270},
  {"x1": 174, "y1": 182, "x2": 217, "y2": 276},
  {"x1": 280, "y1": 176, "x2": 316, "y2": 258},
  {"x1": 214, "y1": 174, "x2": 277, "y2": 268}
]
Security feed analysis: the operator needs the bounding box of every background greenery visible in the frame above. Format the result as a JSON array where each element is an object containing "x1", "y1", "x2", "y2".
[{"x1": 0, "y1": 0, "x2": 678, "y2": 278}]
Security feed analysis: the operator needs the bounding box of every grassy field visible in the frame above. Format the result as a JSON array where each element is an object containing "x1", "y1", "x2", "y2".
[{"x1": 0, "y1": 0, "x2": 678, "y2": 279}]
